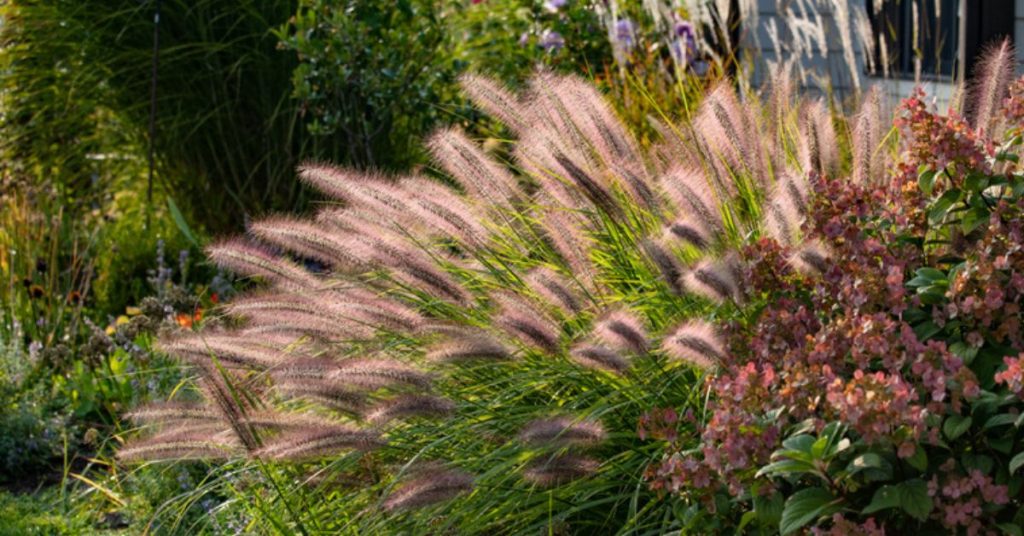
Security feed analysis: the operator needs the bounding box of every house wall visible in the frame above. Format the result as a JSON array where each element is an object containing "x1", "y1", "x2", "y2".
[
  {"x1": 1018, "y1": 0, "x2": 1024, "y2": 70},
  {"x1": 744, "y1": 0, "x2": 1022, "y2": 108}
]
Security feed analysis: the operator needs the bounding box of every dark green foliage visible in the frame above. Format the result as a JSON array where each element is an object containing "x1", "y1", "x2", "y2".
[
  {"x1": 277, "y1": 0, "x2": 464, "y2": 170},
  {"x1": 1, "y1": 0, "x2": 304, "y2": 233}
]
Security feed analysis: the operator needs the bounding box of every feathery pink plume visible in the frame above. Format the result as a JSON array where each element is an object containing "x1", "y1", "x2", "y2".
[
  {"x1": 641, "y1": 239, "x2": 685, "y2": 295},
  {"x1": 693, "y1": 83, "x2": 766, "y2": 183},
  {"x1": 158, "y1": 333, "x2": 295, "y2": 369},
  {"x1": 554, "y1": 76, "x2": 642, "y2": 164},
  {"x1": 663, "y1": 216, "x2": 712, "y2": 250},
  {"x1": 254, "y1": 425, "x2": 383, "y2": 460},
  {"x1": 236, "y1": 306, "x2": 375, "y2": 341},
  {"x1": 118, "y1": 426, "x2": 241, "y2": 461},
  {"x1": 206, "y1": 239, "x2": 319, "y2": 290},
  {"x1": 459, "y1": 74, "x2": 526, "y2": 132},
  {"x1": 569, "y1": 344, "x2": 629, "y2": 374},
  {"x1": 553, "y1": 152, "x2": 624, "y2": 219},
  {"x1": 274, "y1": 378, "x2": 368, "y2": 415},
  {"x1": 425, "y1": 333, "x2": 512, "y2": 363},
  {"x1": 661, "y1": 320, "x2": 725, "y2": 369},
  {"x1": 535, "y1": 195, "x2": 597, "y2": 287},
  {"x1": 400, "y1": 177, "x2": 491, "y2": 247},
  {"x1": 365, "y1": 395, "x2": 455, "y2": 425},
  {"x1": 248, "y1": 216, "x2": 367, "y2": 272},
  {"x1": 427, "y1": 128, "x2": 520, "y2": 208},
  {"x1": 763, "y1": 183, "x2": 804, "y2": 246},
  {"x1": 968, "y1": 38, "x2": 1015, "y2": 135},
  {"x1": 330, "y1": 358, "x2": 433, "y2": 390},
  {"x1": 126, "y1": 402, "x2": 222, "y2": 425},
  {"x1": 608, "y1": 161, "x2": 661, "y2": 212},
  {"x1": 592, "y1": 309, "x2": 649, "y2": 354},
  {"x1": 383, "y1": 468, "x2": 473, "y2": 511},
  {"x1": 518, "y1": 416, "x2": 606, "y2": 447},
  {"x1": 523, "y1": 454, "x2": 599, "y2": 487},
  {"x1": 298, "y1": 163, "x2": 410, "y2": 218},
  {"x1": 798, "y1": 101, "x2": 839, "y2": 176},
  {"x1": 241, "y1": 411, "x2": 340, "y2": 430},
  {"x1": 659, "y1": 166, "x2": 723, "y2": 235},
  {"x1": 493, "y1": 291, "x2": 562, "y2": 355},
  {"x1": 525, "y1": 266, "x2": 585, "y2": 315},
  {"x1": 788, "y1": 239, "x2": 832, "y2": 275},
  {"x1": 680, "y1": 257, "x2": 742, "y2": 304},
  {"x1": 851, "y1": 87, "x2": 884, "y2": 186}
]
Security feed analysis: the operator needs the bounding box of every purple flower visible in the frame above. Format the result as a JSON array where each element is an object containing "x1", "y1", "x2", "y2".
[
  {"x1": 539, "y1": 29, "x2": 564, "y2": 51},
  {"x1": 670, "y1": 19, "x2": 698, "y2": 67},
  {"x1": 518, "y1": 31, "x2": 530, "y2": 47},
  {"x1": 543, "y1": 0, "x2": 567, "y2": 12},
  {"x1": 614, "y1": 18, "x2": 635, "y2": 50},
  {"x1": 674, "y1": 19, "x2": 695, "y2": 39}
]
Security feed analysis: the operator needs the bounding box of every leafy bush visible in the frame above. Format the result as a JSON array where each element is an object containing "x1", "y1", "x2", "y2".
[
  {"x1": 276, "y1": 0, "x2": 465, "y2": 171},
  {"x1": 643, "y1": 42, "x2": 1024, "y2": 533}
]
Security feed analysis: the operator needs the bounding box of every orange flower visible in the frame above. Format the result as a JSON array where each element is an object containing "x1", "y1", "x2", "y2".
[{"x1": 176, "y1": 313, "x2": 193, "y2": 328}]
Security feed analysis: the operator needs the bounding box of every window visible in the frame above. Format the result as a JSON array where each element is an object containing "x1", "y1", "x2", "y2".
[{"x1": 866, "y1": 0, "x2": 1014, "y2": 80}]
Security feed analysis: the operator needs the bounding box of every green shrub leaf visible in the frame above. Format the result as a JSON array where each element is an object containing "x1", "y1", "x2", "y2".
[
  {"x1": 780, "y1": 488, "x2": 840, "y2": 535},
  {"x1": 1009, "y1": 452, "x2": 1024, "y2": 474},
  {"x1": 906, "y1": 446, "x2": 928, "y2": 472},
  {"x1": 863, "y1": 480, "x2": 932, "y2": 520},
  {"x1": 898, "y1": 479, "x2": 933, "y2": 520},
  {"x1": 943, "y1": 415, "x2": 972, "y2": 440},
  {"x1": 863, "y1": 484, "x2": 901, "y2": 514}
]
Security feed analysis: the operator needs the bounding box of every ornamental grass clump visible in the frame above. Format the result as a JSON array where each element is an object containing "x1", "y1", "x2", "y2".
[{"x1": 121, "y1": 58, "x2": 879, "y2": 532}]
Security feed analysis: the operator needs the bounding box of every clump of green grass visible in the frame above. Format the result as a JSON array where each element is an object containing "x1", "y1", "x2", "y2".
[{"x1": 112, "y1": 62, "x2": 858, "y2": 535}]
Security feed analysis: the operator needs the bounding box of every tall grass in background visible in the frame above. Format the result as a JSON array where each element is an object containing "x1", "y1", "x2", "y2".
[{"x1": 1, "y1": 0, "x2": 304, "y2": 233}]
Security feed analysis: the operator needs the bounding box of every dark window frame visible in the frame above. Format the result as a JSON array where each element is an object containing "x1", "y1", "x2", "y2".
[{"x1": 865, "y1": 0, "x2": 1014, "y2": 82}]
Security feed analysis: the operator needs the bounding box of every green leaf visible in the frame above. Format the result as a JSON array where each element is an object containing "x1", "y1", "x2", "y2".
[
  {"x1": 950, "y1": 341, "x2": 979, "y2": 364},
  {"x1": 863, "y1": 484, "x2": 901, "y2": 514},
  {"x1": 928, "y1": 189, "x2": 962, "y2": 223},
  {"x1": 961, "y1": 454, "x2": 994, "y2": 475},
  {"x1": 915, "y1": 267, "x2": 946, "y2": 281},
  {"x1": 918, "y1": 168, "x2": 937, "y2": 195},
  {"x1": 899, "y1": 479, "x2": 933, "y2": 521},
  {"x1": 752, "y1": 491, "x2": 784, "y2": 527},
  {"x1": 738, "y1": 511, "x2": 757, "y2": 532},
  {"x1": 168, "y1": 197, "x2": 200, "y2": 248},
  {"x1": 913, "y1": 320, "x2": 942, "y2": 341},
  {"x1": 780, "y1": 488, "x2": 840, "y2": 535},
  {"x1": 961, "y1": 206, "x2": 990, "y2": 234},
  {"x1": 964, "y1": 172, "x2": 990, "y2": 192},
  {"x1": 813, "y1": 422, "x2": 848, "y2": 458},
  {"x1": 998, "y1": 522, "x2": 1023, "y2": 536},
  {"x1": 755, "y1": 459, "x2": 815, "y2": 478},
  {"x1": 985, "y1": 414, "x2": 1018, "y2": 430},
  {"x1": 906, "y1": 445, "x2": 928, "y2": 472},
  {"x1": 943, "y1": 415, "x2": 972, "y2": 440},
  {"x1": 990, "y1": 436, "x2": 1014, "y2": 454},
  {"x1": 1009, "y1": 452, "x2": 1024, "y2": 474},
  {"x1": 863, "y1": 480, "x2": 933, "y2": 521},
  {"x1": 846, "y1": 453, "x2": 884, "y2": 475},
  {"x1": 782, "y1": 434, "x2": 816, "y2": 454}
]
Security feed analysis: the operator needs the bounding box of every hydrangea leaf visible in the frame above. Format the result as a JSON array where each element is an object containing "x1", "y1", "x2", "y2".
[{"x1": 779, "y1": 488, "x2": 841, "y2": 535}]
